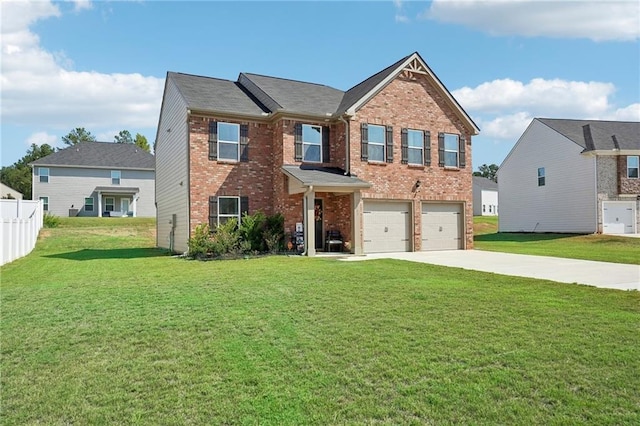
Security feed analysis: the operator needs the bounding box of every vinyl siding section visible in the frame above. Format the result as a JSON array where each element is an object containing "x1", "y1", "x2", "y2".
[
  {"x1": 155, "y1": 77, "x2": 190, "y2": 253},
  {"x1": 498, "y1": 120, "x2": 597, "y2": 233},
  {"x1": 32, "y1": 166, "x2": 155, "y2": 217},
  {"x1": 473, "y1": 189, "x2": 498, "y2": 216}
]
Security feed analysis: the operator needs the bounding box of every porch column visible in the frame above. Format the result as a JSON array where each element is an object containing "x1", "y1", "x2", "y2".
[
  {"x1": 352, "y1": 191, "x2": 363, "y2": 255},
  {"x1": 98, "y1": 191, "x2": 102, "y2": 217},
  {"x1": 305, "y1": 188, "x2": 316, "y2": 256},
  {"x1": 132, "y1": 194, "x2": 137, "y2": 217}
]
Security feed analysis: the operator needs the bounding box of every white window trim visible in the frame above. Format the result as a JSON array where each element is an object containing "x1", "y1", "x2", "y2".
[
  {"x1": 218, "y1": 122, "x2": 240, "y2": 162},
  {"x1": 407, "y1": 129, "x2": 423, "y2": 165},
  {"x1": 105, "y1": 197, "x2": 115, "y2": 212},
  {"x1": 302, "y1": 124, "x2": 322, "y2": 163},
  {"x1": 39, "y1": 167, "x2": 49, "y2": 183},
  {"x1": 444, "y1": 133, "x2": 460, "y2": 168},
  {"x1": 39, "y1": 196, "x2": 49, "y2": 211},
  {"x1": 218, "y1": 196, "x2": 241, "y2": 226},
  {"x1": 367, "y1": 124, "x2": 386, "y2": 163},
  {"x1": 84, "y1": 197, "x2": 94, "y2": 212},
  {"x1": 111, "y1": 170, "x2": 121, "y2": 185},
  {"x1": 627, "y1": 156, "x2": 639, "y2": 179}
]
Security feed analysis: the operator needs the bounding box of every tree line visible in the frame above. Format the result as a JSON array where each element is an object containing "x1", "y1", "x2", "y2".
[{"x1": 1, "y1": 128, "x2": 151, "y2": 199}]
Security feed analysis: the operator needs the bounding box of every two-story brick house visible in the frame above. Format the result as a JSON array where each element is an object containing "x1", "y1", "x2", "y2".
[
  {"x1": 155, "y1": 52, "x2": 480, "y2": 255},
  {"x1": 499, "y1": 118, "x2": 640, "y2": 234}
]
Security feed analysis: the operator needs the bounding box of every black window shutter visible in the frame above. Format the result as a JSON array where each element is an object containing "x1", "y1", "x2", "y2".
[
  {"x1": 322, "y1": 126, "x2": 330, "y2": 163},
  {"x1": 401, "y1": 128, "x2": 408, "y2": 164},
  {"x1": 424, "y1": 131, "x2": 431, "y2": 166},
  {"x1": 385, "y1": 126, "x2": 393, "y2": 163},
  {"x1": 209, "y1": 121, "x2": 218, "y2": 160},
  {"x1": 459, "y1": 135, "x2": 466, "y2": 168},
  {"x1": 208, "y1": 196, "x2": 218, "y2": 229},
  {"x1": 438, "y1": 133, "x2": 445, "y2": 167},
  {"x1": 240, "y1": 124, "x2": 249, "y2": 162},
  {"x1": 360, "y1": 123, "x2": 368, "y2": 161},
  {"x1": 240, "y1": 196, "x2": 249, "y2": 218},
  {"x1": 294, "y1": 123, "x2": 303, "y2": 161}
]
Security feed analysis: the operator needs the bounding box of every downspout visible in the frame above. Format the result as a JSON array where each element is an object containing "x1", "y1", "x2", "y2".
[
  {"x1": 338, "y1": 115, "x2": 351, "y2": 175},
  {"x1": 301, "y1": 185, "x2": 314, "y2": 256}
]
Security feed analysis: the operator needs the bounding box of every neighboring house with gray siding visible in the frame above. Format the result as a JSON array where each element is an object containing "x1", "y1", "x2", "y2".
[
  {"x1": 31, "y1": 142, "x2": 155, "y2": 217},
  {"x1": 498, "y1": 118, "x2": 640, "y2": 234},
  {"x1": 472, "y1": 176, "x2": 498, "y2": 216}
]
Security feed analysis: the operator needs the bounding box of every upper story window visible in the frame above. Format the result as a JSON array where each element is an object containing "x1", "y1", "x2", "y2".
[
  {"x1": 302, "y1": 124, "x2": 322, "y2": 163},
  {"x1": 627, "y1": 156, "x2": 639, "y2": 179},
  {"x1": 367, "y1": 125, "x2": 385, "y2": 162},
  {"x1": 443, "y1": 134, "x2": 460, "y2": 167},
  {"x1": 111, "y1": 170, "x2": 121, "y2": 185},
  {"x1": 39, "y1": 196, "x2": 49, "y2": 211},
  {"x1": 407, "y1": 129, "x2": 424, "y2": 165},
  {"x1": 38, "y1": 167, "x2": 49, "y2": 183},
  {"x1": 218, "y1": 122, "x2": 240, "y2": 161},
  {"x1": 538, "y1": 167, "x2": 546, "y2": 186}
]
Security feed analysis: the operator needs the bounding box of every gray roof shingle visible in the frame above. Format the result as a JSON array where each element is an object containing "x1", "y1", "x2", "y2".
[
  {"x1": 282, "y1": 165, "x2": 371, "y2": 188},
  {"x1": 537, "y1": 118, "x2": 640, "y2": 151},
  {"x1": 31, "y1": 142, "x2": 155, "y2": 169},
  {"x1": 473, "y1": 176, "x2": 498, "y2": 191}
]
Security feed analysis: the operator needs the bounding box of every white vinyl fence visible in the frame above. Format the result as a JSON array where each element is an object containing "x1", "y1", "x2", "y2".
[{"x1": 1, "y1": 199, "x2": 43, "y2": 266}]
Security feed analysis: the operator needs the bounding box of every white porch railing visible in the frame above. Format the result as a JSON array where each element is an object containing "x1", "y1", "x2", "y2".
[{"x1": 1, "y1": 199, "x2": 44, "y2": 266}]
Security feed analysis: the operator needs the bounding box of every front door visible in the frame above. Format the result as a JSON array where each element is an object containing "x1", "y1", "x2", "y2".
[
  {"x1": 121, "y1": 198, "x2": 130, "y2": 216},
  {"x1": 314, "y1": 199, "x2": 323, "y2": 250}
]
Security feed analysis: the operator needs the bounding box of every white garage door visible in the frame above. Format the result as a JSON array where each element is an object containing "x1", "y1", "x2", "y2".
[
  {"x1": 422, "y1": 203, "x2": 463, "y2": 251},
  {"x1": 363, "y1": 201, "x2": 411, "y2": 253},
  {"x1": 603, "y1": 201, "x2": 635, "y2": 234}
]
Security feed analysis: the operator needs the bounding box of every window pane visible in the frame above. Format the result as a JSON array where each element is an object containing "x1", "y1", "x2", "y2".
[
  {"x1": 538, "y1": 167, "x2": 545, "y2": 177},
  {"x1": 219, "y1": 197, "x2": 239, "y2": 215},
  {"x1": 628, "y1": 156, "x2": 639, "y2": 168},
  {"x1": 218, "y1": 123, "x2": 239, "y2": 142},
  {"x1": 368, "y1": 144, "x2": 384, "y2": 162},
  {"x1": 445, "y1": 151, "x2": 458, "y2": 167},
  {"x1": 408, "y1": 147, "x2": 422, "y2": 165},
  {"x1": 303, "y1": 144, "x2": 321, "y2": 162},
  {"x1": 444, "y1": 134, "x2": 459, "y2": 151},
  {"x1": 368, "y1": 125, "x2": 385, "y2": 143},
  {"x1": 219, "y1": 142, "x2": 238, "y2": 161},
  {"x1": 629, "y1": 168, "x2": 639, "y2": 178},
  {"x1": 302, "y1": 125, "x2": 321, "y2": 144},
  {"x1": 408, "y1": 130, "x2": 423, "y2": 148}
]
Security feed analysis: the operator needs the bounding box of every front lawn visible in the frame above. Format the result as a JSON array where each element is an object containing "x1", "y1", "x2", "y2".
[
  {"x1": 2, "y1": 218, "x2": 639, "y2": 424},
  {"x1": 474, "y1": 216, "x2": 640, "y2": 264}
]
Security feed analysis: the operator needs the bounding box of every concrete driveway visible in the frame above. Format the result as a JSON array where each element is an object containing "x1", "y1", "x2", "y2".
[{"x1": 341, "y1": 250, "x2": 640, "y2": 291}]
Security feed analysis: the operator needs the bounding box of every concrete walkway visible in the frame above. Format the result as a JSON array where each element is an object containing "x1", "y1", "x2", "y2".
[{"x1": 340, "y1": 250, "x2": 640, "y2": 291}]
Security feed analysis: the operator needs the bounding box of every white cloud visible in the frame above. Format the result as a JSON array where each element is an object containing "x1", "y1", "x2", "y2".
[
  {"x1": 0, "y1": 0, "x2": 163, "y2": 132},
  {"x1": 607, "y1": 103, "x2": 640, "y2": 121},
  {"x1": 26, "y1": 131, "x2": 58, "y2": 147},
  {"x1": 72, "y1": 0, "x2": 93, "y2": 13},
  {"x1": 424, "y1": 0, "x2": 640, "y2": 41}
]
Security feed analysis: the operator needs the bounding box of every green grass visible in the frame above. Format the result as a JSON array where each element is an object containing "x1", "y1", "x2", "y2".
[
  {"x1": 2, "y1": 218, "x2": 639, "y2": 424},
  {"x1": 474, "y1": 216, "x2": 640, "y2": 265}
]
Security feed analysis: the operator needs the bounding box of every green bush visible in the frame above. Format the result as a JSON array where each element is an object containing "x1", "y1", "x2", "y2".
[
  {"x1": 187, "y1": 223, "x2": 212, "y2": 258},
  {"x1": 43, "y1": 212, "x2": 60, "y2": 228},
  {"x1": 210, "y1": 218, "x2": 240, "y2": 256},
  {"x1": 239, "y1": 211, "x2": 266, "y2": 252},
  {"x1": 264, "y1": 213, "x2": 284, "y2": 252}
]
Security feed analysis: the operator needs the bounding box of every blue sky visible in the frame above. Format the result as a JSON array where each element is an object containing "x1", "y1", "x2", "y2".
[{"x1": 2, "y1": 0, "x2": 639, "y2": 170}]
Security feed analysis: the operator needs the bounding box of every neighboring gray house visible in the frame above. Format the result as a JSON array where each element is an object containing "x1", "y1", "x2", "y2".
[
  {"x1": 472, "y1": 176, "x2": 498, "y2": 216},
  {"x1": 498, "y1": 118, "x2": 640, "y2": 234},
  {"x1": 31, "y1": 142, "x2": 155, "y2": 217},
  {"x1": 1, "y1": 183, "x2": 23, "y2": 200}
]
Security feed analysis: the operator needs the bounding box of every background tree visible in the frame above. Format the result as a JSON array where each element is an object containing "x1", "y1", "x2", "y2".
[
  {"x1": 114, "y1": 130, "x2": 133, "y2": 144},
  {"x1": 62, "y1": 128, "x2": 96, "y2": 146},
  {"x1": 473, "y1": 163, "x2": 499, "y2": 182},
  {"x1": 134, "y1": 133, "x2": 151, "y2": 152},
  {"x1": 0, "y1": 144, "x2": 56, "y2": 199}
]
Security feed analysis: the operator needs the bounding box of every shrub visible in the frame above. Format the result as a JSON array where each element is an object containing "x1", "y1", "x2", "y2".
[
  {"x1": 264, "y1": 213, "x2": 284, "y2": 252},
  {"x1": 210, "y1": 218, "x2": 240, "y2": 256},
  {"x1": 239, "y1": 211, "x2": 266, "y2": 252},
  {"x1": 43, "y1": 212, "x2": 60, "y2": 228},
  {"x1": 187, "y1": 223, "x2": 212, "y2": 259}
]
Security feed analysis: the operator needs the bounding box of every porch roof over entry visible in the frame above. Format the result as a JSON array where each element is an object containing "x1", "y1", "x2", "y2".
[
  {"x1": 282, "y1": 165, "x2": 371, "y2": 194},
  {"x1": 94, "y1": 186, "x2": 140, "y2": 194}
]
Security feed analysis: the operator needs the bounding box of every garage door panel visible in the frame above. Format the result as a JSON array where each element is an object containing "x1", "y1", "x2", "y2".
[
  {"x1": 422, "y1": 204, "x2": 463, "y2": 251},
  {"x1": 363, "y1": 202, "x2": 411, "y2": 253},
  {"x1": 603, "y1": 202, "x2": 635, "y2": 234}
]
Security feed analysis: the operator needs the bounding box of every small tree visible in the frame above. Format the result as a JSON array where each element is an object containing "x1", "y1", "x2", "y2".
[
  {"x1": 0, "y1": 143, "x2": 56, "y2": 199},
  {"x1": 62, "y1": 128, "x2": 96, "y2": 146},
  {"x1": 114, "y1": 130, "x2": 133, "y2": 144},
  {"x1": 134, "y1": 133, "x2": 151, "y2": 152},
  {"x1": 473, "y1": 163, "x2": 499, "y2": 182}
]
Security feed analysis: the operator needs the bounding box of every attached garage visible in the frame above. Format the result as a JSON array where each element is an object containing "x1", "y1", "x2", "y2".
[
  {"x1": 363, "y1": 201, "x2": 411, "y2": 253},
  {"x1": 422, "y1": 203, "x2": 464, "y2": 251},
  {"x1": 602, "y1": 201, "x2": 636, "y2": 234}
]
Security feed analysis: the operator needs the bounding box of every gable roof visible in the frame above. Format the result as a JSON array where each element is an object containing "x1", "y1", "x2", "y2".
[
  {"x1": 473, "y1": 176, "x2": 498, "y2": 191},
  {"x1": 537, "y1": 118, "x2": 640, "y2": 152},
  {"x1": 165, "y1": 52, "x2": 479, "y2": 134},
  {"x1": 30, "y1": 142, "x2": 155, "y2": 170}
]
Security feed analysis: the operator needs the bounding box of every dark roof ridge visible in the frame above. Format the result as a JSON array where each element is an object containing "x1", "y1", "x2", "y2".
[
  {"x1": 168, "y1": 71, "x2": 235, "y2": 84},
  {"x1": 538, "y1": 117, "x2": 640, "y2": 124},
  {"x1": 241, "y1": 72, "x2": 342, "y2": 91}
]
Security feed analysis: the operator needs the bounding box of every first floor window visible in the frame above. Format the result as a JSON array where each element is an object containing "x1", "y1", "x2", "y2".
[
  {"x1": 628, "y1": 156, "x2": 639, "y2": 178},
  {"x1": 444, "y1": 133, "x2": 460, "y2": 167},
  {"x1": 302, "y1": 124, "x2": 322, "y2": 163},
  {"x1": 111, "y1": 170, "x2": 121, "y2": 185},
  {"x1": 84, "y1": 197, "x2": 94, "y2": 212},
  {"x1": 367, "y1": 124, "x2": 385, "y2": 162},
  {"x1": 39, "y1": 196, "x2": 49, "y2": 211},
  {"x1": 538, "y1": 167, "x2": 546, "y2": 186},
  {"x1": 218, "y1": 122, "x2": 240, "y2": 161},
  {"x1": 39, "y1": 167, "x2": 49, "y2": 183},
  {"x1": 407, "y1": 129, "x2": 424, "y2": 165},
  {"x1": 218, "y1": 196, "x2": 240, "y2": 225},
  {"x1": 105, "y1": 197, "x2": 115, "y2": 212}
]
